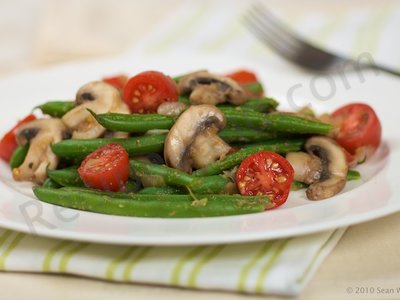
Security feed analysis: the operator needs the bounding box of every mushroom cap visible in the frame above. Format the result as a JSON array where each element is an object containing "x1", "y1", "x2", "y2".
[
  {"x1": 15, "y1": 118, "x2": 67, "y2": 146},
  {"x1": 164, "y1": 104, "x2": 227, "y2": 173},
  {"x1": 178, "y1": 71, "x2": 248, "y2": 105},
  {"x1": 304, "y1": 136, "x2": 348, "y2": 200},
  {"x1": 62, "y1": 81, "x2": 129, "y2": 139},
  {"x1": 75, "y1": 81, "x2": 120, "y2": 106}
]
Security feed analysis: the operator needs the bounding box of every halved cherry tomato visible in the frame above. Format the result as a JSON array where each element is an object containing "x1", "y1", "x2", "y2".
[
  {"x1": 226, "y1": 70, "x2": 258, "y2": 85},
  {"x1": 78, "y1": 144, "x2": 130, "y2": 192},
  {"x1": 123, "y1": 71, "x2": 178, "y2": 113},
  {"x1": 236, "y1": 151, "x2": 294, "y2": 208},
  {"x1": 0, "y1": 114, "x2": 36, "y2": 162},
  {"x1": 103, "y1": 74, "x2": 128, "y2": 90},
  {"x1": 332, "y1": 103, "x2": 381, "y2": 155}
]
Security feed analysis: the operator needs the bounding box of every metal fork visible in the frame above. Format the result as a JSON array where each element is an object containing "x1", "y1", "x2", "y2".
[{"x1": 243, "y1": 5, "x2": 400, "y2": 77}]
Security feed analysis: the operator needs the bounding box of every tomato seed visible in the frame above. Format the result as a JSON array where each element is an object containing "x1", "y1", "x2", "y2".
[
  {"x1": 266, "y1": 159, "x2": 272, "y2": 168},
  {"x1": 276, "y1": 176, "x2": 287, "y2": 183}
]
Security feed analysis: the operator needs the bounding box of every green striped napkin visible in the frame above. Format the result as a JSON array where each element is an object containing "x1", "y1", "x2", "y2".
[{"x1": 0, "y1": 228, "x2": 345, "y2": 296}]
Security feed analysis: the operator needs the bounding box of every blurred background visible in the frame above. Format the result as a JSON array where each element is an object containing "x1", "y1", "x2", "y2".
[{"x1": 1, "y1": 0, "x2": 399, "y2": 77}]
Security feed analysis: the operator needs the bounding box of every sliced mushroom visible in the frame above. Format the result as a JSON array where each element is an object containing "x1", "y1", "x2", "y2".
[
  {"x1": 164, "y1": 104, "x2": 231, "y2": 173},
  {"x1": 178, "y1": 71, "x2": 248, "y2": 105},
  {"x1": 157, "y1": 101, "x2": 188, "y2": 117},
  {"x1": 286, "y1": 152, "x2": 322, "y2": 184},
  {"x1": 12, "y1": 118, "x2": 67, "y2": 184},
  {"x1": 103, "y1": 131, "x2": 129, "y2": 139},
  {"x1": 304, "y1": 136, "x2": 348, "y2": 200},
  {"x1": 62, "y1": 81, "x2": 130, "y2": 139}
]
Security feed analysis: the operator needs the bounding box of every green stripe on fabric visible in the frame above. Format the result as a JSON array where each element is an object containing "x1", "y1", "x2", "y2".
[
  {"x1": 59, "y1": 243, "x2": 89, "y2": 272},
  {"x1": 122, "y1": 247, "x2": 151, "y2": 281},
  {"x1": 0, "y1": 230, "x2": 13, "y2": 248},
  {"x1": 313, "y1": 11, "x2": 347, "y2": 44},
  {"x1": 105, "y1": 247, "x2": 137, "y2": 280},
  {"x1": 255, "y1": 239, "x2": 290, "y2": 293},
  {"x1": 201, "y1": 14, "x2": 244, "y2": 52},
  {"x1": 248, "y1": 13, "x2": 304, "y2": 59},
  {"x1": 147, "y1": 3, "x2": 211, "y2": 53},
  {"x1": 187, "y1": 245, "x2": 226, "y2": 288},
  {"x1": 171, "y1": 246, "x2": 207, "y2": 285},
  {"x1": 237, "y1": 241, "x2": 275, "y2": 292},
  {"x1": 43, "y1": 240, "x2": 72, "y2": 272},
  {"x1": 364, "y1": 7, "x2": 393, "y2": 56},
  {"x1": 352, "y1": 7, "x2": 391, "y2": 56},
  {"x1": 0, "y1": 233, "x2": 25, "y2": 270},
  {"x1": 296, "y1": 230, "x2": 339, "y2": 284}
]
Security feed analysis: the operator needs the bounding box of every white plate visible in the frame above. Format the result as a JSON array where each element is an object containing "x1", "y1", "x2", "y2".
[{"x1": 0, "y1": 54, "x2": 399, "y2": 246}]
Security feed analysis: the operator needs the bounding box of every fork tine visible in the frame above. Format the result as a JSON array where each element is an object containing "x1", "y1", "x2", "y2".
[
  {"x1": 244, "y1": 4, "x2": 344, "y2": 70},
  {"x1": 249, "y1": 5, "x2": 310, "y2": 51},
  {"x1": 243, "y1": 11, "x2": 299, "y2": 59}
]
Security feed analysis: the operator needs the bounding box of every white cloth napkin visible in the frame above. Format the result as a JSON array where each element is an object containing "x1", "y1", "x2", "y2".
[{"x1": 0, "y1": 228, "x2": 345, "y2": 296}]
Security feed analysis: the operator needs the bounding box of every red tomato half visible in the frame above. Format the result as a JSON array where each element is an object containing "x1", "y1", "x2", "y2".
[
  {"x1": 236, "y1": 151, "x2": 294, "y2": 208},
  {"x1": 78, "y1": 144, "x2": 130, "y2": 192},
  {"x1": 103, "y1": 74, "x2": 128, "y2": 90},
  {"x1": 0, "y1": 114, "x2": 36, "y2": 162},
  {"x1": 226, "y1": 70, "x2": 258, "y2": 85},
  {"x1": 332, "y1": 103, "x2": 381, "y2": 155},
  {"x1": 123, "y1": 71, "x2": 178, "y2": 113}
]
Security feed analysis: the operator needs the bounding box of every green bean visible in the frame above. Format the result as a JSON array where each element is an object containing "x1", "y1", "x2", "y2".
[
  {"x1": 130, "y1": 160, "x2": 232, "y2": 194},
  {"x1": 291, "y1": 181, "x2": 308, "y2": 191},
  {"x1": 219, "y1": 107, "x2": 332, "y2": 135},
  {"x1": 33, "y1": 187, "x2": 273, "y2": 218},
  {"x1": 93, "y1": 106, "x2": 331, "y2": 135},
  {"x1": 47, "y1": 167, "x2": 142, "y2": 192},
  {"x1": 9, "y1": 144, "x2": 29, "y2": 169},
  {"x1": 173, "y1": 75, "x2": 184, "y2": 84},
  {"x1": 178, "y1": 95, "x2": 191, "y2": 104},
  {"x1": 241, "y1": 98, "x2": 279, "y2": 112},
  {"x1": 189, "y1": 175, "x2": 235, "y2": 194},
  {"x1": 138, "y1": 186, "x2": 185, "y2": 195},
  {"x1": 92, "y1": 111, "x2": 276, "y2": 143},
  {"x1": 51, "y1": 134, "x2": 166, "y2": 160},
  {"x1": 36, "y1": 101, "x2": 75, "y2": 118},
  {"x1": 243, "y1": 82, "x2": 264, "y2": 94},
  {"x1": 192, "y1": 138, "x2": 304, "y2": 177},
  {"x1": 42, "y1": 178, "x2": 62, "y2": 188},
  {"x1": 92, "y1": 111, "x2": 175, "y2": 133},
  {"x1": 47, "y1": 167, "x2": 84, "y2": 187},
  {"x1": 131, "y1": 160, "x2": 192, "y2": 185},
  {"x1": 219, "y1": 128, "x2": 277, "y2": 143},
  {"x1": 347, "y1": 170, "x2": 361, "y2": 181}
]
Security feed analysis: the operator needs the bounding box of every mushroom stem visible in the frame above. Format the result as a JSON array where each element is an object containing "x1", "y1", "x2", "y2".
[
  {"x1": 13, "y1": 118, "x2": 67, "y2": 184},
  {"x1": 286, "y1": 152, "x2": 322, "y2": 184},
  {"x1": 304, "y1": 136, "x2": 348, "y2": 200},
  {"x1": 190, "y1": 129, "x2": 232, "y2": 169},
  {"x1": 164, "y1": 104, "x2": 230, "y2": 173}
]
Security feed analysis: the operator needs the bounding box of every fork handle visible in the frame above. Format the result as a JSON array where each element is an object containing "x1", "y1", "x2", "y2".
[{"x1": 367, "y1": 63, "x2": 400, "y2": 77}]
